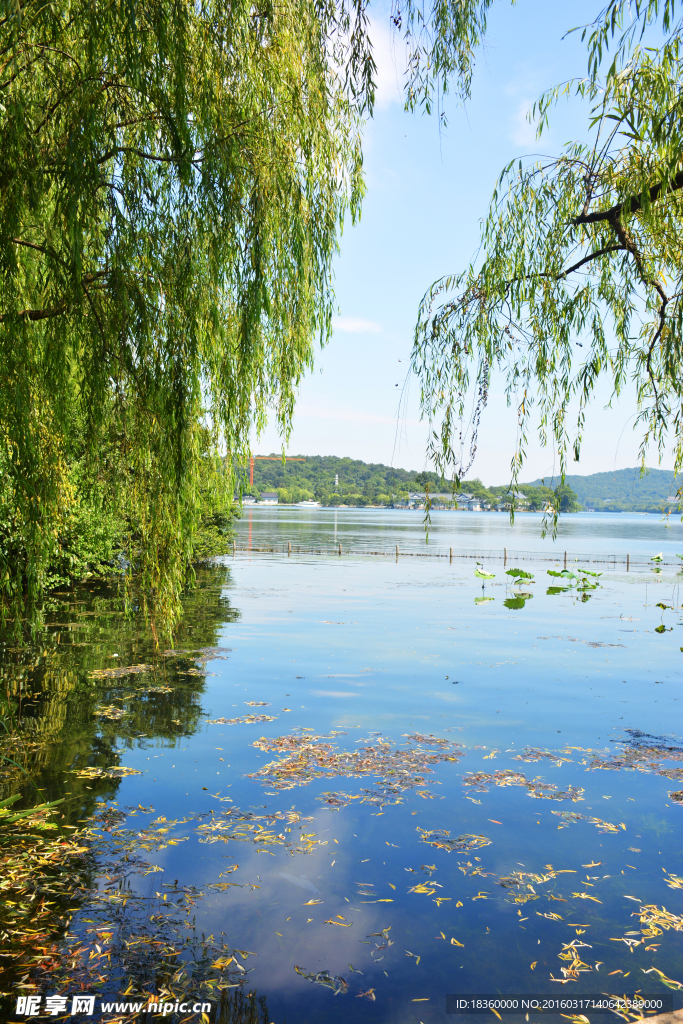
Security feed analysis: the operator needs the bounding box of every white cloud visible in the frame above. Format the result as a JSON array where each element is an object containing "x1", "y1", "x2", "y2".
[
  {"x1": 370, "y1": 17, "x2": 408, "y2": 111},
  {"x1": 310, "y1": 690, "x2": 358, "y2": 697},
  {"x1": 509, "y1": 99, "x2": 537, "y2": 148},
  {"x1": 332, "y1": 315, "x2": 383, "y2": 334}
]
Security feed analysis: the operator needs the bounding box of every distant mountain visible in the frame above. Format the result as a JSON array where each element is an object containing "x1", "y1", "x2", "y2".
[{"x1": 526, "y1": 467, "x2": 682, "y2": 512}]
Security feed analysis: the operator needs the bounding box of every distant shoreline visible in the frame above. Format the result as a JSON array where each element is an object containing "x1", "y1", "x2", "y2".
[{"x1": 239, "y1": 503, "x2": 674, "y2": 516}]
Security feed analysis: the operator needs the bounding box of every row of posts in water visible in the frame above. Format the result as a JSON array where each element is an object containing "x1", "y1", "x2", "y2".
[{"x1": 230, "y1": 540, "x2": 648, "y2": 570}]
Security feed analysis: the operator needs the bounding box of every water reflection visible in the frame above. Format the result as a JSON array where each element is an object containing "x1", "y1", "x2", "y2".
[
  {"x1": 0, "y1": 568, "x2": 241, "y2": 1018},
  {"x1": 0, "y1": 547, "x2": 681, "y2": 1022},
  {"x1": 233, "y1": 507, "x2": 683, "y2": 563}
]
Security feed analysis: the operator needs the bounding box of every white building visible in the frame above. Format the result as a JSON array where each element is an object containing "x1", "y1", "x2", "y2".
[{"x1": 259, "y1": 492, "x2": 279, "y2": 504}]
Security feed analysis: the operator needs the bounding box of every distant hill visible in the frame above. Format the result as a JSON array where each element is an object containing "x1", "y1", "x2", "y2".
[
  {"x1": 526, "y1": 467, "x2": 682, "y2": 512},
  {"x1": 245, "y1": 455, "x2": 680, "y2": 511},
  {"x1": 246, "y1": 454, "x2": 580, "y2": 510},
  {"x1": 246, "y1": 454, "x2": 421, "y2": 505}
]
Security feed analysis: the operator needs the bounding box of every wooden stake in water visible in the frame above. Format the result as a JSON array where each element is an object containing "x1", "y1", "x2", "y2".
[
  {"x1": 564, "y1": 551, "x2": 567, "y2": 569},
  {"x1": 288, "y1": 541, "x2": 291, "y2": 556},
  {"x1": 396, "y1": 544, "x2": 399, "y2": 560},
  {"x1": 450, "y1": 547, "x2": 453, "y2": 563},
  {"x1": 232, "y1": 540, "x2": 236, "y2": 557},
  {"x1": 627, "y1": 553, "x2": 630, "y2": 571},
  {"x1": 504, "y1": 547, "x2": 507, "y2": 566},
  {"x1": 338, "y1": 542, "x2": 342, "y2": 556}
]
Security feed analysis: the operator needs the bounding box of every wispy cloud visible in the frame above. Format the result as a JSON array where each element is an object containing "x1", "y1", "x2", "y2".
[
  {"x1": 310, "y1": 690, "x2": 358, "y2": 698},
  {"x1": 370, "y1": 17, "x2": 408, "y2": 111},
  {"x1": 509, "y1": 99, "x2": 537, "y2": 147},
  {"x1": 332, "y1": 315, "x2": 383, "y2": 334}
]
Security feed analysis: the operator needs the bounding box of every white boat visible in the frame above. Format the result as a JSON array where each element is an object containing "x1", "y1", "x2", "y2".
[{"x1": 295, "y1": 500, "x2": 321, "y2": 508}]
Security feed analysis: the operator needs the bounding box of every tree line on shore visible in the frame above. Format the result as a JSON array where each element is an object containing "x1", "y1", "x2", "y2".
[{"x1": 245, "y1": 456, "x2": 581, "y2": 511}]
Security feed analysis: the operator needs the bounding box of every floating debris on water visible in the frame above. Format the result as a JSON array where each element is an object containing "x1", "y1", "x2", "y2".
[
  {"x1": 194, "y1": 806, "x2": 320, "y2": 855},
  {"x1": 463, "y1": 770, "x2": 584, "y2": 801},
  {"x1": 95, "y1": 704, "x2": 128, "y2": 720},
  {"x1": 294, "y1": 965, "x2": 348, "y2": 995},
  {"x1": 71, "y1": 765, "x2": 144, "y2": 779},
  {"x1": 513, "y1": 747, "x2": 574, "y2": 766},
  {"x1": 417, "y1": 829, "x2": 491, "y2": 853},
  {"x1": 551, "y1": 811, "x2": 625, "y2": 833},
  {"x1": 638, "y1": 905, "x2": 683, "y2": 935},
  {"x1": 207, "y1": 714, "x2": 278, "y2": 725},
  {"x1": 90, "y1": 663, "x2": 153, "y2": 679},
  {"x1": 247, "y1": 734, "x2": 463, "y2": 791}
]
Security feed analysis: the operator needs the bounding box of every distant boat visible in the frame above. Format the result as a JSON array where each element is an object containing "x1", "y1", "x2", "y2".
[{"x1": 296, "y1": 500, "x2": 321, "y2": 508}]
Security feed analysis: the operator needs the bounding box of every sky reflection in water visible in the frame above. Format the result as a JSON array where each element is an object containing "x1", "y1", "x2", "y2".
[{"x1": 12, "y1": 511, "x2": 683, "y2": 1023}]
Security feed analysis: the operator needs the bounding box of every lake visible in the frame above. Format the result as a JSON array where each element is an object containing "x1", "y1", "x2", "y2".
[
  {"x1": 233, "y1": 507, "x2": 683, "y2": 565},
  {"x1": 1, "y1": 510, "x2": 681, "y2": 1023}
]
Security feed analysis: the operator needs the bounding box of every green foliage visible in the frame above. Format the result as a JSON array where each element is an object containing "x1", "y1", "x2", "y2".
[
  {"x1": 251, "y1": 455, "x2": 421, "y2": 504},
  {"x1": 504, "y1": 593, "x2": 533, "y2": 610},
  {"x1": 554, "y1": 483, "x2": 582, "y2": 513},
  {"x1": 0, "y1": 418, "x2": 235, "y2": 608},
  {"x1": 0, "y1": 795, "x2": 64, "y2": 838},
  {"x1": 528, "y1": 467, "x2": 682, "y2": 512},
  {"x1": 0, "y1": 0, "x2": 367, "y2": 635},
  {"x1": 395, "y1": 0, "x2": 506, "y2": 117},
  {"x1": 505, "y1": 568, "x2": 534, "y2": 581},
  {"x1": 249, "y1": 454, "x2": 582, "y2": 509},
  {"x1": 412, "y1": 0, "x2": 683, "y2": 509},
  {"x1": 547, "y1": 568, "x2": 601, "y2": 594}
]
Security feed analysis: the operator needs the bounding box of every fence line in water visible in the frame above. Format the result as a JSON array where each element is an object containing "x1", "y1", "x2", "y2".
[{"x1": 230, "y1": 540, "x2": 679, "y2": 569}]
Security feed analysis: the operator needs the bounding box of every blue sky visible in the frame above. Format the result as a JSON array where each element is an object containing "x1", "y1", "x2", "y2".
[{"x1": 252, "y1": 0, "x2": 675, "y2": 485}]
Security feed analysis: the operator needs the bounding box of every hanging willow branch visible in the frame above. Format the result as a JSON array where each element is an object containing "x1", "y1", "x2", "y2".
[
  {"x1": 0, "y1": 0, "x2": 372, "y2": 634},
  {"x1": 412, "y1": 7, "x2": 683, "y2": 505}
]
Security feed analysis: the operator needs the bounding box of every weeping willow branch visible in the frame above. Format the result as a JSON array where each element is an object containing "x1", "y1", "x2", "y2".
[{"x1": 413, "y1": 14, "x2": 683, "y2": 505}]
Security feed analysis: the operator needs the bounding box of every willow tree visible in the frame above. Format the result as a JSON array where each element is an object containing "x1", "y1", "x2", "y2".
[
  {"x1": 412, "y1": 0, "x2": 683, "y2": 505},
  {"x1": 2, "y1": 0, "x2": 367, "y2": 631}
]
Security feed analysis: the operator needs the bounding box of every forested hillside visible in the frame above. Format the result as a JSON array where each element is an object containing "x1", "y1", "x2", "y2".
[
  {"x1": 246, "y1": 456, "x2": 680, "y2": 511},
  {"x1": 245, "y1": 455, "x2": 419, "y2": 505},
  {"x1": 527, "y1": 468, "x2": 682, "y2": 513},
  {"x1": 245, "y1": 455, "x2": 579, "y2": 510}
]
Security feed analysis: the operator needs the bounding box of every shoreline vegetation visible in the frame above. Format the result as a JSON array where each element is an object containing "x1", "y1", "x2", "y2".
[
  {"x1": 4, "y1": 456, "x2": 678, "y2": 631},
  {"x1": 242, "y1": 456, "x2": 681, "y2": 515}
]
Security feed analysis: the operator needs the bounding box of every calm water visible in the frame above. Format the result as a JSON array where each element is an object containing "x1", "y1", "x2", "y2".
[
  {"x1": 2, "y1": 512, "x2": 682, "y2": 1023},
  {"x1": 233, "y1": 508, "x2": 683, "y2": 565}
]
